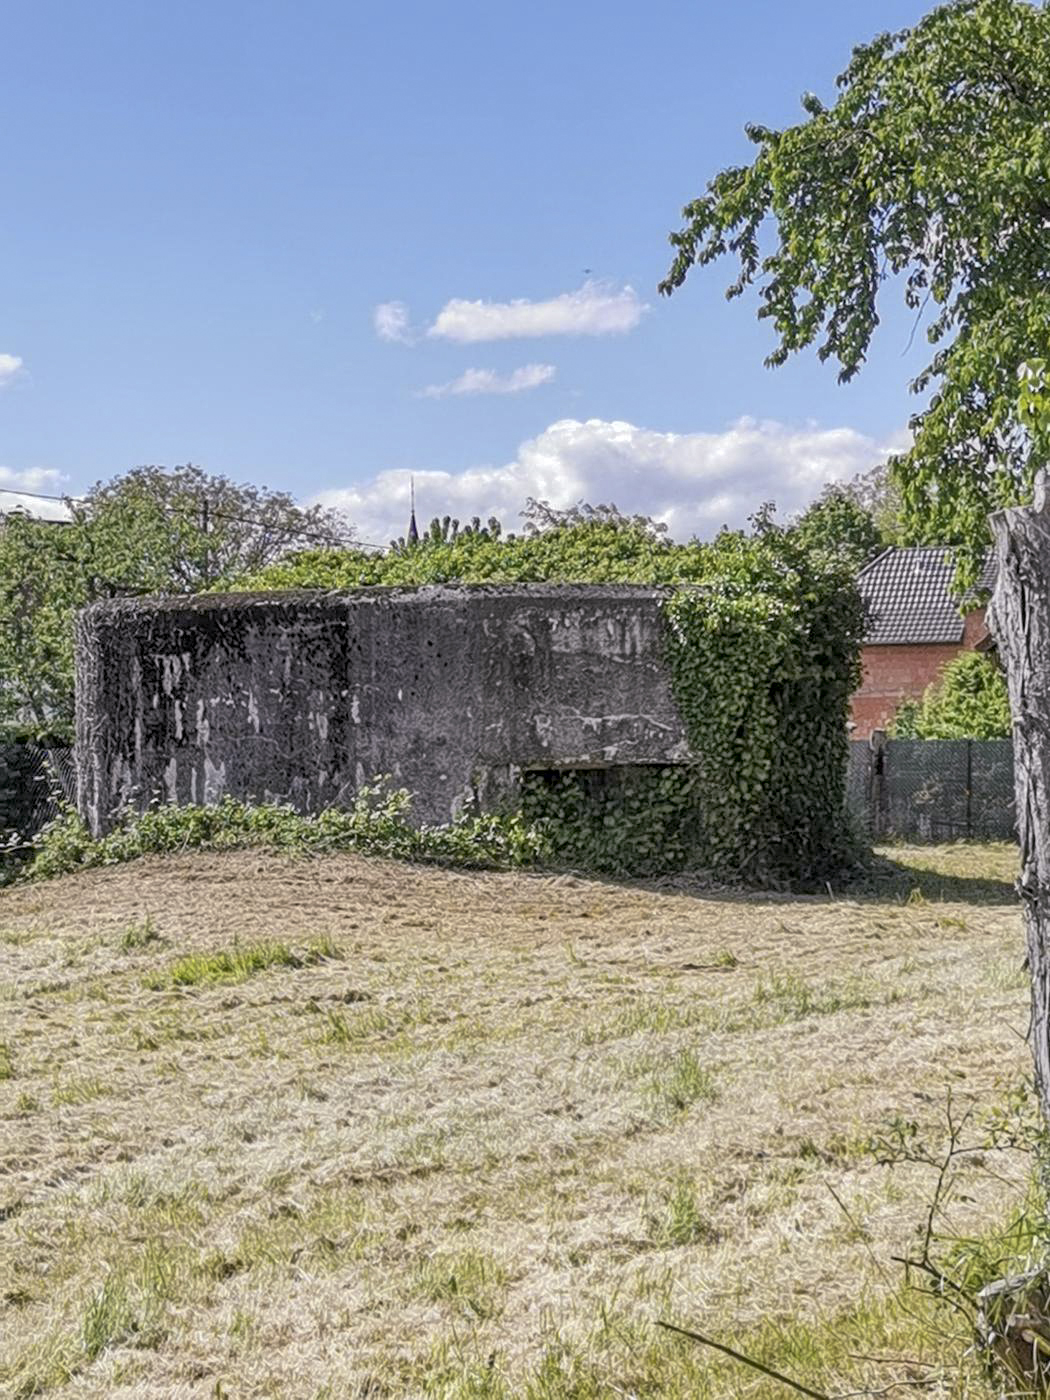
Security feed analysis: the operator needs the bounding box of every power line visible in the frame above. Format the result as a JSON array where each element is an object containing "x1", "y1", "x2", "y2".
[
  {"x1": 0, "y1": 487, "x2": 83, "y2": 504},
  {"x1": 0, "y1": 486, "x2": 390, "y2": 552}
]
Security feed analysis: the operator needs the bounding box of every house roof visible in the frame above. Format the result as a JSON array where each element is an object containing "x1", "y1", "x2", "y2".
[{"x1": 858, "y1": 546, "x2": 996, "y2": 646}]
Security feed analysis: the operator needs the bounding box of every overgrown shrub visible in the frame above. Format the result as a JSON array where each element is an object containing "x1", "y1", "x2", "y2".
[
  {"x1": 520, "y1": 766, "x2": 705, "y2": 877},
  {"x1": 237, "y1": 512, "x2": 864, "y2": 882},
  {"x1": 890, "y1": 652, "x2": 1011, "y2": 740},
  {"x1": 21, "y1": 785, "x2": 544, "y2": 884}
]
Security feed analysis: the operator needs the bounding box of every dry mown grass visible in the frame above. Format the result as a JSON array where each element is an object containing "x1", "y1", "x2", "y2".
[{"x1": 0, "y1": 842, "x2": 1032, "y2": 1397}]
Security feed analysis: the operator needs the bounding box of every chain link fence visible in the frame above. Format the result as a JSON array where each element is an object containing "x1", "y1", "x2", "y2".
[
  {"x1": 0, "y1": 743, "x2": 75, "y2": 848},
  {"x1": 847, "y1": 737, "x2": 1015, "y2": 841}
]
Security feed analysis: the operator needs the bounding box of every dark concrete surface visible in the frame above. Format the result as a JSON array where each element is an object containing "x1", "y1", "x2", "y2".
[{"x1": 75, "y1": 585, "x2": 692, "y2": 834}]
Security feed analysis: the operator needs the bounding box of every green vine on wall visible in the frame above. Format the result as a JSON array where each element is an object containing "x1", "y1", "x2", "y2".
[
  {"x1": 661, "y1": 533, "x2": 864, "y2": 881},
  {"x1": 519, "y1": 764, "x2": 704, "y2": 877}
]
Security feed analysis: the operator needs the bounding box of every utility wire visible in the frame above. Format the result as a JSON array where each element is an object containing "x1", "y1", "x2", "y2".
[{"x1": 0, "y1": 486, "x2": 390, "y2": 552}]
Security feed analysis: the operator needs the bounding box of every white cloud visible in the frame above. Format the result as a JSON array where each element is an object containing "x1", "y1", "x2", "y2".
[
  {"x1": 418, "y1": 364, "x2": 556, "y2": 399},
  {"x1": 427, "y1": 280, "x2": 645, "y2": 343},
  {"x1": 0, "y1": 466, "x2": 71, "y2": 521},
  {"x1": 312, "y1": 416, "x2": 904, "y2": 546},
  {"x1": 373, "y1": 301, "x2": 414, "y2": 344},
  {"x1": 0, "y1": 354, "x2": 24, "y2": 387}
]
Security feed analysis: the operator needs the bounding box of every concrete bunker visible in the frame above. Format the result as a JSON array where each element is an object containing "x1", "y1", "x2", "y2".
[{"x1": 75, "y1": 584, "x2": 693, "y2": 836}]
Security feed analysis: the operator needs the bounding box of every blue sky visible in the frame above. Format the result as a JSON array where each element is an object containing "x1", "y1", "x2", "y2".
[{"x1": 0, "y1": 0, "x2": 936, "y2": 541}]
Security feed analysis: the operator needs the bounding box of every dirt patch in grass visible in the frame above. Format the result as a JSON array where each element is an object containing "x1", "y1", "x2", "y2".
[{"x1": 0, "y1": 842, "x2": 1031, "y2": 1396}]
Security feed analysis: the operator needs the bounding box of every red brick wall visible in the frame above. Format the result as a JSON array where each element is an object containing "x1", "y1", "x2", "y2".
[{"x1": 850, "y1": 607, "x2": 988, "y2": 738}]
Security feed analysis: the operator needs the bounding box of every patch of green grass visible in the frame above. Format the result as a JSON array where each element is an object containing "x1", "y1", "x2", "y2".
[
  {"x1": 91, "y1": 1172, "x2": 213, "y2": 1228},
  {"x1": 4, "y1": 1243, "x2": 183, "y2": 1397},
  {"x1": 751, "y1": 971, "x2": 896, "y2": 1024},
  {"x1": 303, "y1": 931, "x2": 341, "y2": 960},
  {"x1": 315, "y1": 1004, "x2": 394, "y2": 1047},
  {"x1": 796, "y1": 1131, "x2": 870, "y2": 1167},
  {"x1": 646, "y1": 1173, "x2": 719, "y2": 1248},
  {"x1": 143, "y1": 936, "x2": 339, "y2": 990},
  {"x1": 81, "y1": 1275, "x2": 138, "y2": 1360},
  {"x1": 580, "y1": 998, "x2": 710, "y2": 1046},
  {"x1": 420, "y1": 1337, "x2": 512, "y2": 1398},
  {"x1": 0, "y1": 927, "x2": 35, "y2": 946},
  {"x1": 52, "y1": 1076, "x2": 109, "y2": 1106},
  {"x1": 224, "y1": 1185, "x2": 374, "y2": 1278},
  {"x1": 120, "y1": 915, "x2": 162, "y2": 951},
  {"x1": 412, "y1": 1281, "x2": 990, "y2": 1400},
  {"x1": 852, "y1": 844, "x2": 1017, "y2": 905},
  {"x1": 646, "y1": 1050, "x2": 718, "y2": 1115},
  {"x1": 985, "y1": 955, "x2": 1028, "y2": 992},
  {"x1": 227, "y1": 1307, "x2": 261, "y2": 1353},
  {"x1": 15, "y1": 1090, "x2": 37, "y2": 1114},
  {"x1": 936, "y1": 913, "x2": 969, "y2": 931},
  {"x1": 0, "y1": 1040, "x2": 13, "y2": 1080},
  {"x1": 4, "y1": 1336, "x2": 78, "y2": 1399},
  {"x1": 412, "y1": 1249, "x2": 508, "y2": 1321}
]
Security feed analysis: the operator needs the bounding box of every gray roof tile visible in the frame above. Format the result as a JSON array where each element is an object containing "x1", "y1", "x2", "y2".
[{"x1": 858, "y1": 546, "x2": 995, "y2": 646}]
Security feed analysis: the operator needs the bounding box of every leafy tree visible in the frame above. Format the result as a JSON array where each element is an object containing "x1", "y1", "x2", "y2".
[
  {"x1": 822, "y1": 462, "x2": 905, "y2": 545},
  {"x1": 389, "y1": 513, "x2": 503, "y2": 553},
  {"x1": 0, "y1": 466, "x2": 350, "y2": 739},
  {"x1": 80, "y1": 465, "x2": 350, "y2": 591},
  {"x1": 0, "y1": 517, "x2": 78, "y2": 736},
  {"x1": 659, "y1": 0, "x2": 1050, "y2": 1217},
  {"x1": 660, "y1": 0, "x2": 1050, "y2": 581},
  {"x1": 385, "y1": 500, "x2": 668, "y2": 555},
  {"x1": 889, "y1": 651, "x2": 1011, "y2": 738},
  {"x1": 247, "y1": 518, "x2": 682, "y2": 589},
  {"x1": 519, "y1": 497, "x2": 669, "y2": 538},
  {"x1": 792, "y1": 485, "x2": 883, "y2": 570}
]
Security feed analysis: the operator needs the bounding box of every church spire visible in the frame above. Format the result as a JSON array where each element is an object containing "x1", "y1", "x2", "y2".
[{"x1": 407, "y1": 475, "x2": 419, "y2": 544}]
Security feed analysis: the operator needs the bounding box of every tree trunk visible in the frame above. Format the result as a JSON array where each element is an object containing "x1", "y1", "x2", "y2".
[{"x1": 989, "y1": 472, "x2": 1050, "y2": 1122}]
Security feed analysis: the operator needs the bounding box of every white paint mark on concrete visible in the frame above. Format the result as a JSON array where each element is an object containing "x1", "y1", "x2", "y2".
[
  {"x1": 203, "y1": 755, "x2": 226, "y2": 804},
  {"x1": 161, "y1": 654, "x2": 182, "y2": 696}
]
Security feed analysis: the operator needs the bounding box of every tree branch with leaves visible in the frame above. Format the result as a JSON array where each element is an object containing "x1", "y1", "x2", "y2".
[
  {"x1": 661, "y1": 0, "x2": 1050, "y2": 582},
  {"x1": 0, "y1": 465, "x2": 353, "y2": 739}
]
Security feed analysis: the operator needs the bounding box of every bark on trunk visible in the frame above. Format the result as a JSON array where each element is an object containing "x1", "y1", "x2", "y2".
[{"x1": 989, "y1": 473, "x2": 1050, "y2": 1121}]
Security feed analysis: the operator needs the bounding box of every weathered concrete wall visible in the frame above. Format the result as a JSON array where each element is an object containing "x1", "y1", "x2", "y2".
[{"x1": 75, "y1": 585, "x2": 691, "y2": 835}]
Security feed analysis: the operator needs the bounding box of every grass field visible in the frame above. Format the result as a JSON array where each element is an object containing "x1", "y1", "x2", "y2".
[{"x1": 0, "y1": 842, "x2": 1036, "y2": 1398}]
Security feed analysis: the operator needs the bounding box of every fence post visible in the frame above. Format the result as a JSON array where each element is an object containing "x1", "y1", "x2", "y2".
[{"x1": 869, "y1": 729, "x2": 886, "y2": 839}]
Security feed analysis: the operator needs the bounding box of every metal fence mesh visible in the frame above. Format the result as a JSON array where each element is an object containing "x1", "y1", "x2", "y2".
[
  {"x1": 0, "y1": 744, "x2": 75, "y2": 845},
  {"x1": 967, "y1": 740, "x2": 1015, "y2": 839},
  {"x1": 884, "y1": 739, "x2": 970, "y2": 841},
  {"x1": 846, "y1": 737, "x2": 1015, "y2": 841},
  {"x1": 845, "y1": 740, "x2": 875, "y2": 839}
]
